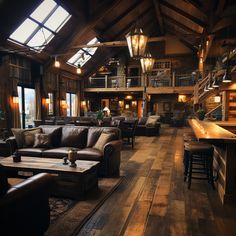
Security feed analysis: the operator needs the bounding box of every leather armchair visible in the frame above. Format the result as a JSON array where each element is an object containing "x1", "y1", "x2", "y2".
[{"x1": 0, "y1": 168, "x2": 53, "y2": 236}]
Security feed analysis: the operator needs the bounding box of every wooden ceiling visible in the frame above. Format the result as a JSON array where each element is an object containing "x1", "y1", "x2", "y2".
[{"x1": 0, "y1": 0, "x2": 236, "y2": 78}]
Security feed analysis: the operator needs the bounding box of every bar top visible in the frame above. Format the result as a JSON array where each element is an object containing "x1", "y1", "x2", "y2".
[{"x1": 188, "y1": 118, "x2": 236, "y2": 143}]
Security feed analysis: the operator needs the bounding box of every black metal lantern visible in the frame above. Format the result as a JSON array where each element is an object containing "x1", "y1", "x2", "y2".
[{"x1": 126, "y1": 27, "x2": 148, "y2": 59}]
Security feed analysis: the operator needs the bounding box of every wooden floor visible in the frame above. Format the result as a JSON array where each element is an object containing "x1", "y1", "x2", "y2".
[{"x1": 78, "y1": 125, "x2": 236, "y2": 236}]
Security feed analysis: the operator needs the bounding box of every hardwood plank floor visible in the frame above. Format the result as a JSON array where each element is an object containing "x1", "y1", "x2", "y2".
[{"x1": 78, "y1": 125, "x2": 236, "y2": 236}]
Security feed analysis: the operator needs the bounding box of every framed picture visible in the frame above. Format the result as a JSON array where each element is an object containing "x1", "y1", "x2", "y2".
[{"x1": 163, "y1": 102, "x2": 171, "y2": 112}]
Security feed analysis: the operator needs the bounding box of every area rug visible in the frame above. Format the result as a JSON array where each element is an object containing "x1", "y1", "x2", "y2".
[{"x1": 45, "y1": 177, "x2": 124, "y2": 236}]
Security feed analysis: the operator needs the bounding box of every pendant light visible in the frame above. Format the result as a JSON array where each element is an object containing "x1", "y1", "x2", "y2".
[
  {"x1": 76, "y1": 64, "x2": 82, "y2": 74},
  {"x1": 126, "y1": 27, "x2": 148, "y2": 59},
  {"x1": 54, "y1": 56, "x2": 60, "y2": 68},
  {"x1": 140, "y1": 53, "x2": 155, "y2": 73}
]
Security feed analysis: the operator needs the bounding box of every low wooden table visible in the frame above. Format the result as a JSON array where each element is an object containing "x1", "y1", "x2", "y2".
[{"x1": 0, "y1": 156, "x2": 100, "y2": 200}]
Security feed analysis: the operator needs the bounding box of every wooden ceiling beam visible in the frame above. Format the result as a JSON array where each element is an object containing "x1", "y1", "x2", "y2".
[
  {"x1": 102, "y1": 0, "x2": 144, "y2": 34},
  {"x1": 163, "y1": 14, "x2": 201, "y2": 35},
  {"x1": 54, "y1": 0, "x2": 123, "y2": 55},
  {"x1": 212, "y1": 17, "x2": 236, "y2": 33},
  {"x1": 160, "y1": 0, "x2": 206, "y2": 28},
  {"x1": 152, "y1": 0, "x2": 165, "y2": 35}
]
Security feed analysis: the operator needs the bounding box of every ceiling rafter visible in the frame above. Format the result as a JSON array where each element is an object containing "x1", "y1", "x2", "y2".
[
  {"x1": 102, "y1": 0, "x2": 144, "y2": 34},
  {"x1": 163, "y1": 14, "x2": 201, "y2": 35},
  {"x1": 152, "y1": 0, "x2": 165, "y2": 35},
  {"x1": 54, "y1": 0, "x2": 123, "y2": 55},
  {"x1": 160, "y1": 0, "x2": 206, "y2": 28}
]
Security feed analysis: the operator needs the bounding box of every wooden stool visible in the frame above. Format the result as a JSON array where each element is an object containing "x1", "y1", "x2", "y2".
[{"x1": 184, "y1": 141, "x2": 214, "y2": 189}]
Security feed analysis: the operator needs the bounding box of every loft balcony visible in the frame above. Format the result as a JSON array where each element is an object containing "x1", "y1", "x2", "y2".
[{"x1": 84, "y1": 74, "x2": 195, "y2": 94}]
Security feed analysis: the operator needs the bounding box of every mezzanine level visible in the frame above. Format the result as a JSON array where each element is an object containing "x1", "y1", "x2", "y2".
[{"x1": 84, "y1": 74, "x2": 194, "y2": 94}]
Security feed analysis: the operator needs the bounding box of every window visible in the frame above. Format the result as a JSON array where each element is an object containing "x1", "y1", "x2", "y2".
[
  {"x1": 48, "y1": 93, "x2": 54, "y2": 115},
  {"x1": 67, "y1": 37, "x2": 99, "y2": 67},
  {"x1": 17, "y1": 86, "x2": 36, "y2": 128},
  {"x1": 66, "y1": 93, "x2": 77, "y2": 116},
  {"x1": 8, "y1": 0, "x2": 71, "y2": 52}
]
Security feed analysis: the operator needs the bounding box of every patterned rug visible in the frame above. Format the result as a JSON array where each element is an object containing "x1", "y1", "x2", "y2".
[{"x1": 46, "y1": 177, "x2": 124, "y2": 236}]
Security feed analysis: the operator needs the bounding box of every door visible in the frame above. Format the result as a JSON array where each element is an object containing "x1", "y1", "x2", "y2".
[{"x1": 18, "y1": 86, "x2": 36, "y2": 128}]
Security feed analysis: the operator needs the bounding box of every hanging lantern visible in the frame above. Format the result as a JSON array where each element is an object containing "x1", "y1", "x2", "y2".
[
  {"x1": 126, "y1": 27, "x2": 148, "y2": 59},
  {"x1": 140, "y1": 53, "x2": 155, "y2": 73}
]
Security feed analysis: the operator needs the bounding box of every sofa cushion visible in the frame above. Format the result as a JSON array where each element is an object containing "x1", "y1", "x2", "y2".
[
  {"x1": 77, "y1": 148, "x2": 102, "y2": 161},
  {"x1": 86, "y1": 128, "x2": 103, "y2": 147},
  {"x1": 23, "y1": 128, "x2": 42, "y2": 147},
  {"x1": 17, "y1": 148, "x2": 46, "y2": 157},
  {"x1": 61, "y1": 127, "x2": 88, "y2": 148},
  {"x1": 33, "y1": 133, "x2": 52, "y2": 148},
  {"x1": 42, "y1": 147, "x2": 79, "y2": 158},
  {"x1": 40, "y1": 126, "x2": 62, "y2": 147},
  {"x1": 145, "y1": 116, "x2": 159, "y2": 127},
  {"x1": 93, "y1": 132, "x2": 115, "y2": 151},
  {"x1": 11, "y1": 128, "x2": 25, "y2": 148}
]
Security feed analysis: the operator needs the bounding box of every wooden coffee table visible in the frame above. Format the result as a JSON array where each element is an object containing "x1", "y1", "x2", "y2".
[{"x1": 0, "y1": 156, "x2": 100, "y2": 200}]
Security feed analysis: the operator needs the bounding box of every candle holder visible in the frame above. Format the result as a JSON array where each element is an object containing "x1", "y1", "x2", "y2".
[{"x1": 68, "y1": 149, "x2": 77, "y2": 167}]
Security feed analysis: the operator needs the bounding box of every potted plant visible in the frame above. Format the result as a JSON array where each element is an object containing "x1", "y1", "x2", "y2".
[{"x1": 96, "y1": 110, "x2": 104, "y2": 126}]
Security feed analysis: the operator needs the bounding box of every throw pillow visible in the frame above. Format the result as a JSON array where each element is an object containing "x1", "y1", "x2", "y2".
[
  {"x1": 145, "y1": 117, "x2": 158, "y2": 127},
  {"x1": 33, "y1": 133, "x2": 52, "y2": 148},
  {"x1": 22, "y1": 128, "x2": 42, "y2": 147},
  {"x1": 93, "y1": 132, "x2": 114, "y2": 151},
  {"x1": 11, "y1": 128, "x2": 25, "y2": 148}
]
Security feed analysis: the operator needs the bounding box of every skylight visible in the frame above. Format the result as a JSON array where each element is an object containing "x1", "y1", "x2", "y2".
[
  {"x1": 67, "y1": 37, "x2": 100, "y2": 67},
  {"x1": 8, "y1": 0, "x2": 71, "y2": 52}
]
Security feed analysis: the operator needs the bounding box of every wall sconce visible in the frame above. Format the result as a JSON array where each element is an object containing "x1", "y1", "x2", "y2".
[
  {"x1": 118, "y1": 100, "x2": 124, "y2": 107},
  {"x1": 61, "y1": 98, "x2": 66, "y2": 106},
  {"x1": 125, "y1": 104, "x2": 130, "y2": 109},
  {"x1": 132, "y1": 101, "x2": 137, "y2": 107},
  {"x1": 77, "y1": 64, "x2": 82, "y2": 74},
  {"x1": 199, "y1": 57, "x2": 203, "y2": 64},
  {"x1": 178, "y1": 95, "x2": 187, "y2": 103},
  {"x1": 54, "y1": 56, "x2": 60, "y2": 68},
  {"x1": 12, "y1": 91, "x2": 19, "y2": 104},
  {"x1": 81, "y1": 100, "x2": 86, "y2": 106},
  {"x1": 214, "y1": 95, "x2": 221, "y2": 103}
]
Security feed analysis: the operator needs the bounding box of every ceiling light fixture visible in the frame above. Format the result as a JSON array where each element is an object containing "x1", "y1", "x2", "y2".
[
  {"x1": 54, "y1": 56, "x2": 60, "y2": 68},
  {"x1": 126, "y1": 27, "x2": 148, "y2": 59},
  {"x1": 140, "y1": 53, "x2": 155, "y2": 73},
  {"x1": 76, "y1": 64, "x2": 82, "y2": 74}
]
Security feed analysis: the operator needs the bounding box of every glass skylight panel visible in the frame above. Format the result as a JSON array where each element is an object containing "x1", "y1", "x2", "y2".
[
  {"x1": 8, "y1": 0, "x2": 71, "y2": 52},
  {"x1": 27, "y1": 27, "x2": 53, "y2": 49},
  {"x1": 30, "y1": 0, "x2": 57, "y2": 23},
  {"x1": 9, "y1": 19, "x2": 38, "y2": 43},
  {"x1": 67, "y1": 37, "x2": 99, "y2": 67},
  {"x1": 44, "y1": 6, "x2": 70, "y2": 32}
]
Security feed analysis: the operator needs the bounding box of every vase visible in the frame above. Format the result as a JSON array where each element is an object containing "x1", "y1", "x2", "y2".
[{"x1": 68, "y1": 149, "x2": 77, "y2": 167}]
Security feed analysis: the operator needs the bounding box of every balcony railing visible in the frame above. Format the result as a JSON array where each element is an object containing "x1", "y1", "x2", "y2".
[{"x1": 85, "y1": 73, "x2": 194, "y2": 89}]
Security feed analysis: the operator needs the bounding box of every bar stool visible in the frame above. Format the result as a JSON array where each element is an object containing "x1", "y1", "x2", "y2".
[{"x1": 184, "y1": 141, "x2": 214, "y2": 189}]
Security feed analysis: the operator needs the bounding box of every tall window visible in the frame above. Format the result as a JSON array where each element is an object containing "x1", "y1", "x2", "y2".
[
  {"x1": 66, "y1": 93, "x2": 76, "y2": 116},
  {"x1": 8, "y1": 0, "x2": 71, "y2": 52},
  {"x1": 17, "y1": 86, "x2": 36, "y2": 128},
  {"x1": 48, "y1": 93, "x2": 54, "y2": 115}
]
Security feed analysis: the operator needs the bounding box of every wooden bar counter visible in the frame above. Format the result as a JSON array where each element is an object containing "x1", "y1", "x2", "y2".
[{"x1": 188, "y1": 118, "x2": 236, "y2": 204}]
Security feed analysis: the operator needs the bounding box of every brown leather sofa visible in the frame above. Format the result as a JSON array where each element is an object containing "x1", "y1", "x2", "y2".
[
  {"x1": 0, "y1": 168, "x2": 53, "y2": 236},
  {"x1": 135, "y1": 117, "x2": 161, "y2": 136},
  {"x1": 7, "y1": 125, "x2": 122, "y2": 177}
]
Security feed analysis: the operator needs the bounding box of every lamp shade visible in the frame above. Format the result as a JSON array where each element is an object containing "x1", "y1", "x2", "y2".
[
  {"x1": 212, "y1": 78, "x2": 219, "y2": 88},
  {"x1": 222, "y1": 70, "x2": 232, "y2": 83},
  {"x1": 12, "y1": 90, "x2": 19, "y2": 104},
  {"x1": 140, "y1": 53, "x2": 155, "y2": 73},
  {"x1": 126, "y1": 27, "x2": 148, "y2": 59}
]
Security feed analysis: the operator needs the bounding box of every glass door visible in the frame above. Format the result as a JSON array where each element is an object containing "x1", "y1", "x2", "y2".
[{"x1": 17, "y1": 86, "x2": 36, "y2": 128}]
